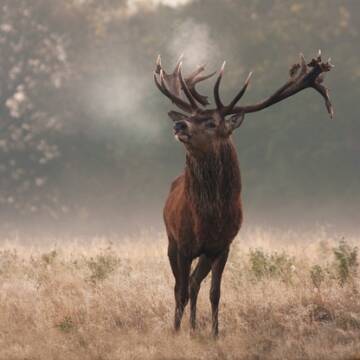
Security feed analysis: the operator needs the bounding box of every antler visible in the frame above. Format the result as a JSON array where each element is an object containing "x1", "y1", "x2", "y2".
[
  {"x1": 154, "y1": 51, "x2": 334, "y2": 130},
  {"x1": 154, "y1": 55, "x2": 216, "y2": 112},
  {"x1": 226, "y1": 50, "x2": 334, "y2": 119},
  {"x1": 186, "y1": 65, "x2": 216, "y2": 105},
  {"x1": 213, "y1": 61, "x2": 253, "y2": 112}
]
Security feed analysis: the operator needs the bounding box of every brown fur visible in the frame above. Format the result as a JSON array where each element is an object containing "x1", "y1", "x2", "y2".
[{"x1": 164, "y1": 138, "x2": 242, "y2": 335}]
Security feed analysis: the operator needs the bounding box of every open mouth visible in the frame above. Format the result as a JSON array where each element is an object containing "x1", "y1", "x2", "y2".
[{"x1": 174, "y1": 131, "x2": 191, "y2": 143}]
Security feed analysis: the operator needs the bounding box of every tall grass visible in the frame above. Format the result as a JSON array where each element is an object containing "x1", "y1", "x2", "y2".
[{"x1": 0, "y1": 228, "x2": 359, "y2": 360}]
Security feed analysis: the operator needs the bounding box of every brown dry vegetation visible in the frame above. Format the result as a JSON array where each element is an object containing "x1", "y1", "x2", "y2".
[{"x1": 0, "y1": 228, "x2": 360, "y2": 360}]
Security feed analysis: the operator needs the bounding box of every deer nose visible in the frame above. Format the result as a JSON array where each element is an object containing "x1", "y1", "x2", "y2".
[{"x1": 173, "y1": 121, "x2": 187, "y2": 132}]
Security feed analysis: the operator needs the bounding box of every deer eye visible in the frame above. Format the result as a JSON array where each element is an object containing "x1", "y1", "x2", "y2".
[{"x1": 206, "y1": 122, "x2": 216, "y2": 128}]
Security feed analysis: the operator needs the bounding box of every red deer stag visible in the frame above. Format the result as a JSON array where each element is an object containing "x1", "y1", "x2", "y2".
[{"x1": 154, "y1": 51, "x2": 333, "y2": 336}]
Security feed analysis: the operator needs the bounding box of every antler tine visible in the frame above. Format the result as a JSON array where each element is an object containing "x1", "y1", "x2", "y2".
[
  {"x1": 214, "y1": 61, "x2": 226, "y2": 110},
  {"x1": 228, "y1": 51, "x2": 334, "y2": 119},
  {"x1": 317, "y1": 49, "x2": 322, "y2": 61},
  {"x1": 173, "y1": 54, "x2": 184, "y2": 75},
  {"x1": 178, "y1": 62, "x2": 199, "y2": 110},
  {"x1": 313, "y1": 82, "x2": 334, "y2": 118},
  {"x1": 327, "y1": 57, "x2": 335, "y2": 68},
  {"x1": 299, "y1": 53, "x2": 307, "y2": 75},
  {"x1": 186, "y1": 65, "x2": 216, "y2": 106},
  {"x1": 185, "y1": 64, "x2": 216, "y2": 83},
  {"x1": 155, "y1": 55, "x2": 162, "y2": 74},
  {"x1": 154, "y1": 69, "x2": 193, "y2": 113},
  {"x1": 155, "y1": 54, "x2": 182, "y2": 97},
  {"x1": 154, "y1": 54, "x2": 198, "y2": 113},
  {"x1": 154, "y1": 54, "x2": 216, "y2": 109},
  {"x1": 159, "y1": 69, "x2": 191, "y2": 111},
  {"x1": 227, "y1": 71, "x2": 253, "y2": 111},
  {"x1": 186, "y1": 64, "x2": 206, "y2": 81},
  {"x1": 194, "y1": 70, "x2": 217, "y2": 83},
  {"x1": 154, "y1": 71, "x2": 169, "y2": 97}
]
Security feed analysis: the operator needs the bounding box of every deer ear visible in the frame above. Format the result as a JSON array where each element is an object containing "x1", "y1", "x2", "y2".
[
  {"x1": 227, "y1": 113, "x2": 245, "y2": 131},
  {"x1": 168, "y1": 111, "x2": 188, "y2": 122}
]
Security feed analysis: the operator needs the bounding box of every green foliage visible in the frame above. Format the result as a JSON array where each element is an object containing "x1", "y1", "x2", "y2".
[
  {"x1": 248, "y1": 248, "x2": 295, "y2": 283},
  {"x1": 56, "y1": 316, "x2": 75, "y2": 333},
  {"x1": 248, "y1": 249, "x2": 268, "y2": 279},
  {"x1": 87, "y1": 254, "x2": 120, "y2": 283},
  {"x1": 41, "y1": 250, "x2": 57, "y2": 265},
  {"x1": 332, "y1": 241, "x2": 358, "y2": 286},
  {"x1": 310, "y1": 264, "x2": 325, "y2": 290}
]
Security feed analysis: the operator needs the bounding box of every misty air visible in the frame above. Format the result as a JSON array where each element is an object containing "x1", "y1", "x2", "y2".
[{"x1": 0, "y1": 1, "x2": 359, "y2": 359}]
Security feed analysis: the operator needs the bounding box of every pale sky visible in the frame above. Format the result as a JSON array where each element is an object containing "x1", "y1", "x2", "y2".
[{"x1": 128, "y1": 0, "x2": 193, "y2": 9}]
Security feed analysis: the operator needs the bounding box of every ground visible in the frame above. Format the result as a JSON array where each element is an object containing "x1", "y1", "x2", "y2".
[{"x1": 0, "y1": 228, "x2": 359, "y2": 360}]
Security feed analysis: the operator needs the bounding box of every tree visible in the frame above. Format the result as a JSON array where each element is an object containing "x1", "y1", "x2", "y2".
[{"x1": 0, "y1": 0, "x2": 71, "y2": 217}]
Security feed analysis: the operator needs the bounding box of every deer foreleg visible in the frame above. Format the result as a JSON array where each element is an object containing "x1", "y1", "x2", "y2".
[
  {"x1": 174, "y1": 252, "x2": 191, "y2": 331},
  {"x1": 210, "y1": 248, "x2": 229, "y2": 338},
  {"x1": 189, "y1": 255, "x2": 212, "y2": 330}
]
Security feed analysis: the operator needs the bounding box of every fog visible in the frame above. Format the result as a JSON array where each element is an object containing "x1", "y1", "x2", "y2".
[{"x1": 0, "y1": 0, "x2": 359, "y2": 238}]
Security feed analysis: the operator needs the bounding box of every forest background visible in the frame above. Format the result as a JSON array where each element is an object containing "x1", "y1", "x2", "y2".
[{"x1": 0, "y1": 0, "x2": 358, "y2": 236}]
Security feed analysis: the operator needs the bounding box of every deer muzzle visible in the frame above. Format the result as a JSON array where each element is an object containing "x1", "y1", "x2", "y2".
[{"x1": 173, "y1": 121, "x2": 190, "y2": 143}]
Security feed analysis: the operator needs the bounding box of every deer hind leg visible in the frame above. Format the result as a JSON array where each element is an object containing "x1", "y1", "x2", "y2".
[
  {"x1": 168, "y1": 243, "x2": 181, "y2": 331},
  {"x1": 168, "y1": 242, "x2": 179, "y2": 280},
  {"x1": 210, "y1": 248, "x2": 229, "y2": 338},
  {"x1": 189, "y1": 255, "x2": 212, "y2": 331},
  {"x1": 168, "y1": 242, "x2": 191, "y2": 332},
  {"x1": 173, "y1": 252, "x2": 191, "y2": 331}
]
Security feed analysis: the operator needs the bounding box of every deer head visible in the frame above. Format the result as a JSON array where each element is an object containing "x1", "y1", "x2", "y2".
[{"x1": 154, "y1": 51, "x2": 334, "y2": 154}]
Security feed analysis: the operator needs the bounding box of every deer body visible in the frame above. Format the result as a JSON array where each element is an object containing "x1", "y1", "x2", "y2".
[
  {"x1": 154, "y1": 51, "x2": 333, "y2": 336},
  {"x1": 165, "y1": 140, "x2": 242, "y2": 259}
]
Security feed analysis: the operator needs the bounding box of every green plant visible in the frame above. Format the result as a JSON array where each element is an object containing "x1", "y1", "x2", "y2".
[
  {"x1": 310, "y1": 265, "x2": 325, "y2": 290},
  {"x1": 41, "y1": 250, "x2": 57, "y2": 265},
  {"x1": 248, "y1": 249, "x2": 295, "y2": 283},
  {"x1": 249, "y1": 249, "x2": 269, "y2": 279},
  {"x1": 87, "y1": 254, "x2": 120, "y2": 283},
  {"x1": 56, "y1": 316, "x2": 75, "y2": 333},
  {"x1": 332, "y1": 241, "x2": 358, "y2": 286}
]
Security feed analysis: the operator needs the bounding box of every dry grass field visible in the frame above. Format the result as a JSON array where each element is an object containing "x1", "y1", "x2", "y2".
[{"x1": 0, "y1": 228, "x2": 360, "y2": 360}]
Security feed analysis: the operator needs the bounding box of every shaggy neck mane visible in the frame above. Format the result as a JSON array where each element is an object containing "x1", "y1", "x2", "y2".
[{"x1": 185, "y1": 140, "x2": 241, "y2": 217}]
